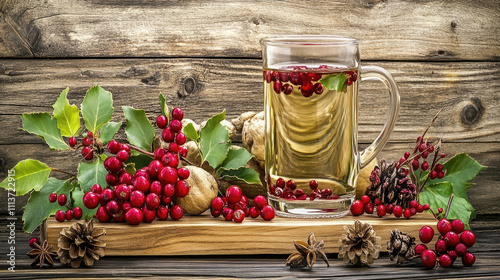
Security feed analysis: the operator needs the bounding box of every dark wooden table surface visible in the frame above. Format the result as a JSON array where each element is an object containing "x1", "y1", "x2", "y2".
[{"x1": 1, "y1": 216, "x2": 499, "y2": 279}]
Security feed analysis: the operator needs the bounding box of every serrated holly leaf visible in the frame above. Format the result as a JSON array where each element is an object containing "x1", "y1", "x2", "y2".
[
  {"x1": 126, "y1": 154, "x2": 153, "y2": 170},
  {"x1": 77, "y1": 158, "x2": 107, "y2": 192},
  {"x1": 220, "y1": 167, "x2": 262, "y2": 185},
  {"x1": 183, "y1": 123, "x2": 198, "y2": 141},
  {"x1": 218, "y1": 147, "x2": 253, "y2": 174},
  {"x1": 52, "y1": 87, "x2": 81, "y2": 137},
  {"x1": 21, "y1": 113, "x2": 68, "y2": 150},
  {"x1": 420, "y1": 182, "x2": 473, "y2": 229},
  {"x1": 100, "y1": 121, "x2": 122, "y2": 144},
  {"x1": 319, "y1": 73, "x2": 347, "y2": 92},
  {"x1": 159, "y1": 93, "x2": 170, "y2": 121},
  {"x1": 22, "y1": 178, "x2": 74, "y2": 233},
  {"x1": 71, "y1": 188, "x2": 98, "y2": 219},
  {"x1": 0, "y1": 159, "x2": 52, "y2": 196},
  {"x1": 199, "y1": 110, "x2": 230, "y2": 168},
  {"x1": 81, "y1": 85, "x2": 113, "y2": 134},
  {"x1": 123, "y1": 106, "x2": 155, "y2": 152}
]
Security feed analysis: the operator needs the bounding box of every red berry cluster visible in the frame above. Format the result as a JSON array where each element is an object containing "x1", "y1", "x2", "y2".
[
  {"x1": 268, "y1": 178, "x2": 338, "y2": 201},
  {"x1": 67, "y1": 131, "x2": 98, "y2": 160},
  {"x1": 351, "y1": 195, "x2": 430, "y2": 219},
  {"x1": 210, "y1": 186, "x2": 275, "y2": 223},
  {"x1": 157, "y1": 107, "x2": 188, "y2": 157},
  {"x1": 48, "y1": 192, "x2": 83, "y2": 222},
  {"x1": 417, "y1": 218, "x2": 476, "y2": 268},
  {"x1": 264, "y1": 65, "x2": 358, "y2": 98}
]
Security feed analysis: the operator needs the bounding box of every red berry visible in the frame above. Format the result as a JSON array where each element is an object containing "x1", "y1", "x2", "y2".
[
  {"x1": 412, "y1": 159, "x2": 420, "y2": 170},
  {"x1": 253, "y1": 195, "x2": 267, "y2": 210},
  {"x1": 452, "y1": 219, "x2": 465, "y2": 234},
  {"x1": 55, "y1": 210, "x2": 66, "y2": 222},
  {"x1": 455, "y1": 243, "x2": 467, "y2": 257},
  {"x1": 462, "y1": 253, "x2": 475, "y2": 267},
  {"x1": 460, "y1": 230, "x2": 476, "y2": 247},
  {"x1": 276, "y1": 178, "x2": 286, "y2": 188},
  {"x1": 365, "y1": 203, "x2": 374, "y2": 214},
  {"x1": 147, "y1": 160, "x2": 163, "y2": 179},
  {"x1": 212, "y1": 197, "x2": 225, "y2": 211},
  {"x1": 249, "y1": 207, "x2": 260, "y2": 218},
  {"x1": 283, "y1": 84, "x2": 293, "y2": 95},
  {"x1": 177, "y1": 167, "x2": 190, "y2": 180},
  {"x1": 374, "y1": 197, "x2": 381, "y2": 206},
  {"x1": 104, "y1": 157, "x2": 122, "y2": 173},
  {"x1": 107, "y1": 140, "x2": 121, "y2": 154},
  {"x1": 49, "y1": 192, "x2": 57, "y2": 203},
  {"x1": 223, "y1": 208, "x2": 233, "y2": 221},
  {"x1": 232, "y1": 209, "x2": 245, "y2": 223},
  {"x1": 96, "y1": 206, "x2": 110, "y2": 223},
  {"x1": 350, "y1": 200, "x2": 364, "y2": 216},
  {"x1": 410, "y1": 200, "x2": 418, "y2": 209},
  {"x1": 410, "y1": 207, "x2": 417, "y2": 216},
  {"x1": 444, "y1": 231, "x2": 460, "y2": 249},
  {"x1": 90, "y1": 184, "x2": 102, "y2": 194},
  {"x1": 403, "y1": 208, "x2": 411, "y2": 219},
  {"x1": 423, "y1": 204, "x2": 430, "y2": 210},
  {"x1": 439, "y1": 254, "x2": 452, "y2": 268},
  {"x1": 448, "y1": 250, "x2": 458, "y2": 262},
  {"x1": 419, "y1": 226, "x2": 435, "y2": 243},
  {"x1": 440, "y1": 153, "x2": 446, "y2": 158},
  {"x1": 430, "y1": 170, "x2": 437, "y2": 179},
  {"x1": 147, "y1": 181, "x2": 161, "y2": 196},
  {"x1": 360, "y1": 195, "x2": 371, "y2": 205},
  {"x1": 404, "y1": 151, "x2": 410, "y2": 159},
  {"x1": 100, "y1": 188, "x2": 115, "y2": 204},
  {"x1": 421, "y1": 162, "x2": 429, "y2": 171},
  {"x1": 293, "y1": 189, "x2": 305, "y2": 197},
  {"x1": 156, "y1": 115, "x2": 168, "y2": 129},
  {"x1": 435, "y1": 163, "x2": 443, "y2": 172},
  {"x1": 73, "y1": 207, "x2": 83, "y2": 219},
  {"x1": 211, "y1": 208, "x2": 222, "y2": 218},
  {"x1": 240, "y1": 195, "x2": 249, "y2": 206},
  {"x1": 175, "y1": 180, "x2": 190, "y2": 198},
  {"x1": 68, "y1": 137, "x2": 77, "y2": 147},
  {"x1": 29, "y1": 237, "x2": 39, "y2": 248},
  {"x1": 273, "y1": 81, "x2": 283, "y2": 93},
  {"x1": 83, "y1": 192, "x2": 100, "y2": 209},
  {"x1": 170, "y1": 205, "x2": 183, "y2": 220},
  {"x1": 417, "y1": 204, "x2": 424, "y2": 213},
  {"x1": 172, "y1": 107, "x2": 184, "y2": 121},
  {"x1": 162, "y1": 128, "x2": 175, "y2": 142},
  {"x1": 133, "y1": 176, "x2": 150, "y2": 193},
  {"x1": 421, "y1": 250, "x2": 437, "y2": 269},
  {"x1": 65, "y1": 210, "x2": 74, "y2": 220},
  {"x1": 301, "y1": 81, "x2": 314, "y2": 97},
  {"x1": 437, "y1": 171, "x2": 445, "y2": 179},
  {"x1": 437, "y1": 218, "x2": 453, "y2": 235},
  {"x1": 286, "y1": 180, "x2": 297, "y2": 190},
  {"x1": 117, "y1": 149, "x2": 129, "y2": 162},
  {"x1": 82, "y1": 146, "x2": 93, "y2": 160},
  {"x1": 82, "y1": 136, "x2": 92, "y2": 147},
  {"x1": 386, "y1": 204, "x2": 393, "y2": 214},
  {"x1": 130, "y1": 190, "x2": 146, "y2": 208},
  {"x1": 176, "y1": 132, "x2": 187, "y2": 145},
  {"x1": 346, "y1": 78, "x2": 352, "y2": 86},
  {"x1": 309, "y1": 180, "x2": 319, "y2": 190},
  {"x1": 435, "y1": 239, "x2": 447, "y2": 253},
  {"x1": 169, "y1": 142, "x2": 180, "y2": 153},
  {"x1": 125, "y1": 208, "x2": 144, "y2": 225},
  {"x1": 105, "y1": 200, "x2": 120, "y2": 215},
  {"x1": 157, "y1": 205, "x2": 169, "y2": 220},
  {"x1": 146, "y1": 193, "x2": 161, "y2": 210},
  {"x1": 170, "y1": 119, "x2": 182, "y2": 132},
  {"x1": 438, "y1": 207, "x2": 444, "y2": 214},
  {"x1": 106, "y1": 173, "x2": 119, "y2": 186},
  {"x1": 163, "y1": 183, "x2": 175, "y2": 198},
  {"x1": 376, "y1": 205, "x2": 386, "y2": 217},
  {"x1": 122, "y1": 202, "x2": 132, "y2": 213},
  {"x1": 112, "y1": 210, "x2": 126, "y2": 222},
  {"x1": 142, "y1": 207, "x2": 156, "y2": 223},
  {"x1": 226, "y1": 186, "x2": 242, "y2": 204},
  {"x1": 393, "y1": 205, "x2": 403, "y2": 217},
  {"x1": 313, "y1": 83, "x2": 324, "y2": 94},
  {"x1": 260, "y1": 205, "x2": 275, "y2": 221},
  {"x1": 415, "y1": 244, "x2": 428, "y2": 255},
  {"x1": 154, "y1": 148, "x2": 167, "y2": 161},
  {"x1": 179, "y1": 146, "x2": 188, "y2": 157}
]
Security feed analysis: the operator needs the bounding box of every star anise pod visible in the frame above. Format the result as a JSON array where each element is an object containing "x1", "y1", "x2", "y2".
[
  {"x1": 285, "y1": 232, "x2": 329, "y2": 269},
  {"x1": 27, "y1": 240, "x2": 57, "y2": 268}
]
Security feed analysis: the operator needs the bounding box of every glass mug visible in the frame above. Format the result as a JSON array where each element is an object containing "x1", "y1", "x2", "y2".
[{"x1": 260, "y1": 35, "x2": 400, "y2": 218}]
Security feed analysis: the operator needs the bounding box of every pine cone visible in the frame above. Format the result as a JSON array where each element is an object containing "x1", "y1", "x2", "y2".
[
  {"x1": 387, "y1": 229, "x2": 416, "y2": 264},
  {"x1": 338, "y1": 220, "x2": 381, "y2": 266},
  {"x1": 57, "y1": 220, "x2": 106, "y2": 268},
  {"x1": 365, "y1": 160, "x2": 416, "y2": 208}
]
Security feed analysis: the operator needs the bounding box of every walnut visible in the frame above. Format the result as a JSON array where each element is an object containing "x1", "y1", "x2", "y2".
[
  {"x1": 242, "y1": 111, "x2": 265, "y2": 168},
  {"x1": 231, "y1": 111, "x2": 257, "y2": 132}
]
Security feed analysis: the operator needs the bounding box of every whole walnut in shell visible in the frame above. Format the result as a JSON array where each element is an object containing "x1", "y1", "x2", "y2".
[
  {"x1": 173, "y1": 166, "x2": 218, "y2": 215},
  {"x1": 242, "y1": 111, "x2": 265, "y2": 168}
]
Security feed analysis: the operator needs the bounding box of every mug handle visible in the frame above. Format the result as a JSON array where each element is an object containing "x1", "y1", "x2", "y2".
[{"x1": 358, "y1": 66, "x2": 400, "y2": 168}]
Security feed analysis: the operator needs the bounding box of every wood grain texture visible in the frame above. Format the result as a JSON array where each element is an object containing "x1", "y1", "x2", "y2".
[
  {"x1": 0, "y1": 0, "x2": 498, "y2": 60},
  {"x1": 44, "y1": 213, "x2": 438, "y2": 255},
  {"x1": 1, "y1": 216, "x2": 499, "y2": 279},
  {"x1": 0, "y1": 59, "x2": 498, "y2": 143}
]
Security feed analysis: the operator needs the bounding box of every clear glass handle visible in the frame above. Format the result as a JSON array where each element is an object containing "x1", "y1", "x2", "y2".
[{"x1": 359, "y1": 66, "x2": 400, "y2": 168}]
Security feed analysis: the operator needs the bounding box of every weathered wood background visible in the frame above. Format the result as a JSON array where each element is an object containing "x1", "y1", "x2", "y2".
[{"x1": 0, "y1": 0, "x2": 499, "y2": 217}]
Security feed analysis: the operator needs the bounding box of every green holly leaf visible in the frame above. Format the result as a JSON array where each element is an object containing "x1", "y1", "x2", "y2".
[
  {"x1": 21, "y1": 113, "x2": 68, "y2": 150},
  {"x1": 123, "y1": 106, "x2": 155, "y2": 152},
  {"x1": 183, "y1": 123, "x2": 198, "y2": 141},
  {"x1": 22, "y1": 178, "x2": 74, "y2": 233},
  {"x1": 77, "y1": 158, "x2": 107, "y2": 192},
  {"x1": 71, "y1": 188, "x2": 98, "y2": 219},
  {"x1": 0, "y1": 159, "x2": 52, "y2": 196},
  {"x1": 81, "y1": 85, "x2": 113, "y2": 134},
  {"x1": 218, "y1": 147, "x2": 253, "y2": 175},
  {"x1": 125, "y1": 162, "x2": 136, "y2": 175},
  {"x1": 199, "y1": 110, "x2": 230, "y2": 169},
  {"x1": 99, "y1": 121, "x2": 122, "y2": 144},
  {"x1": 220, "y1": 167, "x2": 262, "y2": 185},
  {"x1": 52, "y1": 87, "x2": 81, "y2": 137},
  {"x1": 420, "y1": 182, "x2": 473, "y2": 229},
  {"x1": 159, "y1": 93, "x2": 170, "y2": 120},
  {"x1": 319, "y1": 72, "x2": 347, "y2": 92}
]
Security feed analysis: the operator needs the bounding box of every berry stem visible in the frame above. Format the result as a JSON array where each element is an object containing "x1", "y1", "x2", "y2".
[
  {"x1": 180, "y1": 156, "x2": 194, "y2": 166},
  {"x1": 444, "y1": 194, "x2": 454, "y2": 220},
  {"x1": 129, "y1": 144, "x2": 154, "y2": 157},
  {"x1": 51, "y1": 168, "x2": 77, "y2": 178},
  {"x1": 418, "y1": 139, "x2": 442, "y2": 193}
]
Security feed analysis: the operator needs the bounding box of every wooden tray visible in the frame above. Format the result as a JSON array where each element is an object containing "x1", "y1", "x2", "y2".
[{"x1": 43, "y1": 212, "x2": 437, "y2": 256}]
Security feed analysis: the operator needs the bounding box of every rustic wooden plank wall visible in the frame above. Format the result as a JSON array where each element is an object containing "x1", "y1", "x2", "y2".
[{"x1": 0, "y1": 0, "x2": 499, "y2": 216}]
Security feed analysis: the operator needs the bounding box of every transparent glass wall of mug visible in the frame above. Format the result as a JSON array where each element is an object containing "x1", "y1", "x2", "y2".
[{"x1": 261, "y1": 36, "x2": 400, "y2": 218}]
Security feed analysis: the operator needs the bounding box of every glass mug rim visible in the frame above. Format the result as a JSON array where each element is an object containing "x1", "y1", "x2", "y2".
[{"x1": 260, "y1": 35, "x2": 358, "y2": 47}]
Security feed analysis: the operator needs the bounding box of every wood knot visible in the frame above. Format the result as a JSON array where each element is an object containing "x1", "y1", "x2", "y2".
[
  {"x1": 460, "y1": 98, "x2": 484, "y2": 126},
  {"x1": 361, "y1": 0, "x2": 387, "y2": 8},
  {"x1": 141, "y1": 71, "x2": 161, "y2": 85},
  {"x1": 451, "y1": 21, "x2": 458, "y2": 28},
  {"x1": 177, "y1": 75, "x2": 200, "y2": 98}
]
